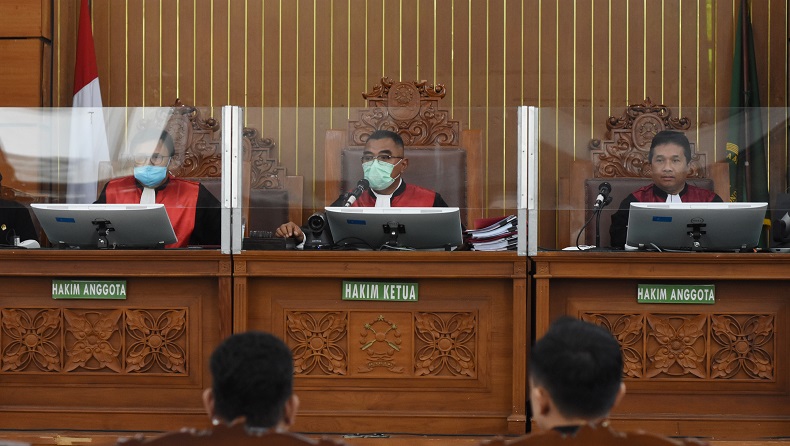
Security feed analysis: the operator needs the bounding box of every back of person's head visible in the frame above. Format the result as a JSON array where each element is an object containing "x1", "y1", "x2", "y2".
[
  {"x1": 209, "y1": 331, "x2": 294, "y2": 428},
  {"x1": 529, "y1": 317, "x2": 623, "y2": 420},
  {"x1": 649, "y1": 130, "x2": 691, "y2": 163},
  {"x1": 367, "y1": 129, "x2": 405, "y2": 149},
  {"x1": 130, "y1": 128, "x2": 176, "y2": 157}
]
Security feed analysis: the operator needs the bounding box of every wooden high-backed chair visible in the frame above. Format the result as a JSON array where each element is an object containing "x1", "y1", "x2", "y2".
[
  {"x1": 324, "y1": 77, "x2": 484, "y2": 229},
  {"x1": 567, "y1": 98, "x2": 730, "y2": 248},
  {"x1": 166, "y1": 101, "x2": 303, "y2": 234},
  {"x1": 105, "y1": 100, "x2": 303, "y2": 235}
]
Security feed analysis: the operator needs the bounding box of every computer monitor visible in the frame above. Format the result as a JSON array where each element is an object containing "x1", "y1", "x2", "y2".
[
  {"x1": 31, "y1": 203, "x2": 177, "y2": 249},
  {"x1": 324, "y1": 206, "x2": 463, "y2": 250},
  {"x1": 625, "y1": 202, "x2": 767, "y2": 251}
]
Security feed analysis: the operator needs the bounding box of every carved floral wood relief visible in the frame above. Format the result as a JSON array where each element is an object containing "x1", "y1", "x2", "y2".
[
  {"x1": 582, "y1": 312, "x2": 774, "y2": 381},
  {"x1": 64, "y1": 309, "x2": 123, "y2": 372},
  {"x1": 349, "y1": 77, "x2": 461, "y2": 147},
  {"x1": 1, "y1": 308, "x2": 188, "y2": 374},
  {"x1": 582, "y1": 313, "x2": 644, "y2": 378},
  {"x1": 1, "y1": 308, "x2": 61, "y2": 372},
  {"x1": 710, "y1": 314, "x2": 774, "y2": 380},
  {"x1": 287, "y1": 311, "x2": 348, "y2": 376},
  {"x1": 125, "y1": 309, "x2": 187, "y2": 373},
  {"x1": 285, "y1": 310, "x2": 478, "y2": 378},
  {"x1": 415, "y1": 312, "x2": 477, "y2": 377}
]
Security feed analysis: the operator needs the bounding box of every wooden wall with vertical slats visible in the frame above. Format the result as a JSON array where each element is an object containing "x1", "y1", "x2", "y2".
[{"x1": 47, "y1": 1, "x2": 788, "y2": 242}]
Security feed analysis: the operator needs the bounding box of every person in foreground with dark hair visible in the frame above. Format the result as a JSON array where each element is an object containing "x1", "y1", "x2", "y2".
[
  {"x1": 609, "y1": 130, "x2": 723, "y2": 248},
  {"x1": 95, "y1": 129, "x2": 221, "y2": 247},
  {"x1": 203, "y1": 331, "x2": 299, "y2": 430},
  {"x1": 275, "y1": 129, "x2": 447, "y2": 245},
  {"x1": 528, "y1": 317, "x2": 625, "y2": 433},
  {"x1": 116, "y1": 331, "x2": 349, "y2": 445},
  {"x1": 514, "y1": 317, "x2": 708, "y2": 445}
]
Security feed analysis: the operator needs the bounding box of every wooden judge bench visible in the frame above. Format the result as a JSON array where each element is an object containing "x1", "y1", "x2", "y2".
[
  {"x1": 0, "y1": 83, "x2": 530, "y2": 436},
  {"x1": 538, "y1": 101, "x2": 789, "y2": 439},
  {"x1": 532, "y1": 251, "x2": 789, "y2": 439},
  {"x1": 0, "y1": 250, "x2": 527, "y2": 435}
]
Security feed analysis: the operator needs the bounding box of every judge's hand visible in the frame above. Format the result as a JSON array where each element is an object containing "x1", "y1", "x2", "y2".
[{"x1": 275, "y1": 222, "x2": 304, "y2": 240}]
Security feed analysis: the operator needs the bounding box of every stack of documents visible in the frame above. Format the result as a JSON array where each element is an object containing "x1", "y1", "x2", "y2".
[{"x1": 463, "y1": 215, "x2": 518, "y2": 251}]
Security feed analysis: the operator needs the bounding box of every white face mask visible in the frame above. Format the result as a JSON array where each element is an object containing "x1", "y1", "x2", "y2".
[{"x1": 362, "y1": 159, "x2": 402, "y2": 191}]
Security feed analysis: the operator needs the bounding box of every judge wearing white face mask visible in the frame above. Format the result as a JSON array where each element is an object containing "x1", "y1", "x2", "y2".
[
  {"x1": 95, "y1": 129, "x2": 221, "y2": 248},
  {"x1": 275, "y1": 129, "x2": 447, "y2": 244}
]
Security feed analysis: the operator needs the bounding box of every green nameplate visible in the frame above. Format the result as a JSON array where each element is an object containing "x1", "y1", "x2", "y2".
[
  {"x1": 52, "y1": 280, "x2": 127, "y2": 300},
  {"x1": 637, "y1": 284, "x2": 715, "y2": 304},
  {"x1": 342, "y1": 281, "x2": 418, "y2": 301}
]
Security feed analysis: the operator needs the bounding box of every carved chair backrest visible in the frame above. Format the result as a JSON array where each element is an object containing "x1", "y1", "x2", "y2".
[
  {"x1": 325, "y1": 77, "x2": 483, "y2": 229},
  {"x1": 103, "y1": 101, "x2": 303, "y2": 234},
  {"x1": 572, "y1": 99, "x2": 724, "y2": 247}
]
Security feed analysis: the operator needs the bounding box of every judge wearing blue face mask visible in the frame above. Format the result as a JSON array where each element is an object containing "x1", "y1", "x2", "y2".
[
  {"x1": 95, "y1": 129, "x2": 221, "y2": 248},
  {"x1": 275, "y1": 129, "x2": 447, "y2": 244}
]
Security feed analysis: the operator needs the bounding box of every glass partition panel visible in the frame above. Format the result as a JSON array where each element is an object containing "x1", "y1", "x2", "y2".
[
  {"x1": 531, "y1": 105, "x2": 790, "y2": 252},
  {"x1": 238, "y1": 106, "x2": 524, "y2": 252},
  {"x1": 0, "y1": 106, "x2": 232, "y2": 251}
]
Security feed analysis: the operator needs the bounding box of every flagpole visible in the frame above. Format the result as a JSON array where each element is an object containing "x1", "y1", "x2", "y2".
[{"x1": 741, "y1": 0, "x2": 752, "y2": 201}]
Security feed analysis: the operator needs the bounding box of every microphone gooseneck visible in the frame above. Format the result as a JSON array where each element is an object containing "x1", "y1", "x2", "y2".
[
  {"x1": 593, "y1": 181, "x2": 612, "y2": 209},
  {"x1": 344, "y1": 179, "x2": 370, "y2": 207}
]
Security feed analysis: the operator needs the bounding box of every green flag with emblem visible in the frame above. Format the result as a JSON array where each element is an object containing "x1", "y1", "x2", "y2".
[{"x1": 724, "y1": 0, "x2": 770, "y2": 247}]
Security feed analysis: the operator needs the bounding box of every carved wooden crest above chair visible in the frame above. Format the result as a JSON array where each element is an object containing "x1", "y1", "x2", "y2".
[
  {"x1": 136, "y1": 99, "x2": 304, "y2": 231},
  {"x1": 165, "y1": 99, "x2": 291, "y2": 193},
  {"x1": 349, "y1": 77, "x2": 461, "y2": 147},
  {"x1": 587, "y1": 98, "x2": 706, "y2": 179},
  {"x1": 166, "y1": 99, "x2": 222, "y2": 179}
]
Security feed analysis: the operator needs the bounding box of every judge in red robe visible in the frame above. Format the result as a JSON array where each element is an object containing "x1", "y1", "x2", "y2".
[
  {"x1": 95, "y1": 130, "x2": 221, "y2": 248},
  {"x1": 610, "y1": 131, "x2": 722, "y2": 248},
  {"x1": 275, "y1": 129, "x2": 447, "y2": 245}
]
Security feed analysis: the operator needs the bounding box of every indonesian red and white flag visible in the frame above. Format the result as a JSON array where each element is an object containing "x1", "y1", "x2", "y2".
[{"x1": 68, "y1": 0, "x2": 110, "y2": 203}]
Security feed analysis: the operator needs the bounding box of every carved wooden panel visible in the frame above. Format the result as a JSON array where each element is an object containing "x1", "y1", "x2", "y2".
[
  {"x1": 414, "y1": 312, "x2": 477, "y2": 377},
  {"x1": 581, "y1": 312, "x2": 775, "y2": 381},
  {"x1": 587, "y1": 98, "x2": 706, "y2": 179},
  {"x1": 1, "y1": 307, "x2": 188, "y2": 375},
  {"x1": 286, "y1": 311, "x2": 348, "y2": 376},
  {"x1": 243, "y1": 127, "x2": 285, "y2": 190},
  {"x1": 284, "y1": 309, "x2": 478, "y2": 379},
  {"x1": 348, "y1": 77, "x2": 461, "y2": 147}
]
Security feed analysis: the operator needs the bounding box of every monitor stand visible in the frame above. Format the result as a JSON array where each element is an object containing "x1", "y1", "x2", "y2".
[
  {"x1": 686, "y1": 222, "x2": 707, "y2": 252},
  {"x1": 383, "y1": 221, "x2": 406, "y2": 247},
  {"x1": 92, "y1": 218, "x2": 116, "y2": 249}
]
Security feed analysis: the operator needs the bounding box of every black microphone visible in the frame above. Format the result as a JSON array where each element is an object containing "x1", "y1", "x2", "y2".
[
  {"x1": 593, "y1": 182, "x2": 612, "y2": 208},
  {"x1": 344, "y1": 179, "x2": 370, "y2": 207}
]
